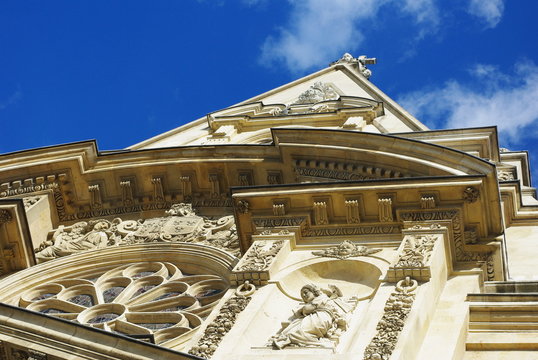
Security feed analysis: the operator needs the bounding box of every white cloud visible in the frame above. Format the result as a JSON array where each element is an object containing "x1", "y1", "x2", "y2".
[
  {"x1": 398, "y1": 61, "x2": 538, "y2": 146},
  {"x1": 467, "y1": 0, "x2": 504, "y2": 29},
  {"x1": 259, "y1": 0, "x2": 440, "y2": 73}
]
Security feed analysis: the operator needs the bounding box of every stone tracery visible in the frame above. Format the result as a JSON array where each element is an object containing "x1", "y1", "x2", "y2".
[{"x1": 20, "y1": 261, "x2": 228, "y2": 348}]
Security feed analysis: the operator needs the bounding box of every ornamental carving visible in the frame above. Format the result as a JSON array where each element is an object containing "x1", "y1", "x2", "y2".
[
  {"x1": 19, "y1": 261, "x2": 228, "y2": 350},
  {"x1": 189, "y1": 282, "x2": 255, "y2": 359},
  {"x1": 235, "y1": 200, "x2": 250, "y2": 214},
  {"x1": 292, "y1": 82, "x2": 339, "y2": 105},
  {"x1": 35, "y1": 203, "x2": 239, "y2": 261},
  {"x1": 399, "y1": 209, "x2": 494, "y2": 280},
  {"x1": 237, "y1": 240, "x2": 284, "y2": 272},
  {"x1": 395, "y1": 235, "x2": 436, "y2": 268},
  {"x1": 463, "y1": 187, "x2": 480, "y2": 203},
  {"x1": 332, "y1": 53, "x2": 377, "y2": 79},
  {"x1": 270, "y1": 284, "x2": 356, "y2": 349},
  {"x1": 363, "y1": 277, "x2": 417, "y2": 360},
  {"x1": 302, "y1": 224, "x2": 400, "y2": 237},
  {"x1": 312, "y1": 241, "x2": 381, "y2": 260},
  {"x1": 0, "y1": 210, "x2": 12, "y2": 224},
  {"x1": 497, "y1": 170, "x2": 515, "y2": 181}
]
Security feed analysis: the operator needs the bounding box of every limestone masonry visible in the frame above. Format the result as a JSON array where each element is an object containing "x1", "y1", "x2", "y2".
[{"x1": 0, "y1": 53, "x2": 536, "y2": 359}]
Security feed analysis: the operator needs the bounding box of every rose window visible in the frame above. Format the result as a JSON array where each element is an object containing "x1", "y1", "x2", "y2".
[{"x1": 19, "y1": 262, "x2": 228, "y2": 347}]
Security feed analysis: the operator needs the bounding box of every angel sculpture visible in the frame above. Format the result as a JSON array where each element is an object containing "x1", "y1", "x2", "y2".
[{"x1": 270, "y1": 284, "x2": 355, "y2": 349}]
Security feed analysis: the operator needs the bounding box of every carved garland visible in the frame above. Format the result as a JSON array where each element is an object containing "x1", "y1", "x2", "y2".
[
  {"x1": 363, "y1": 277, "x2": 418, "y2": 360},
  {"x1": 189, "y1": 282, "x2": 255, "y2": 359},
  {"x1": 237, "y1": 241, "x2": 284, "y2": 272}
]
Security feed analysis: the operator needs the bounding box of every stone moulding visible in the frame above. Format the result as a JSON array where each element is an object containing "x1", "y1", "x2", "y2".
[{"x1": 363, "y1": 277, "x2": 418, "y2": 360}]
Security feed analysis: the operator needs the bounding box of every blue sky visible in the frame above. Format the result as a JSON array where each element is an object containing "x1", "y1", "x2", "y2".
[{"x1": 1, "y1": 1, "x2": 538, "y2": 179}]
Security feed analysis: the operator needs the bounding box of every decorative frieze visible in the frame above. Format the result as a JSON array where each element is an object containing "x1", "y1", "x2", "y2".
[
  {"x1": 345, "y1": 199, "x2": 361, "y2": 224},
  {"x1": 151, "y1": 177, "x2": 165, "y2": 202},
  {"x1": 363, "y1": 277, "x2": 417, "y2": 360},
  {"x1": 34, "y1": 203, "x2": 240, "y2": 261},
  {"x1": 312, "y1": 241, "x2": 381, "y2": 260},
  {"x1": 119, "y1": 180, "x2": 134, "y2": 206},
  {"x1": 378, "y1": 197, "x2": 394, "y2": 222},
  {"x1": 293, "y1": 159, "x2": 404, "y2": 182},
  {"x1": 313, "y1": 201, "x2": 328, "y2": 225},
  {"x1": 189, "y1": 282, "x2": 255, "y2": 359},
  {"x1": 88, "y1": 184, "x2": 102, "y2": 210},
  {"x1": 302, "y1": 224, "x2": 400, "y2": 237},
  {"x1": 252, "y1": 217, "x2": 307, "y2": 229}
]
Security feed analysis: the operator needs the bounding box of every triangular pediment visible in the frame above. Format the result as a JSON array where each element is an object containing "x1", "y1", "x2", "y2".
[{"x1": 129, "y1": 53, "x2": 429, "y2": 150}]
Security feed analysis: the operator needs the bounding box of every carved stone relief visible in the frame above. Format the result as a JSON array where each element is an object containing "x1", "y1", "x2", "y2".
[
  {"x1": 292, "y1": 82, "x2": 339, "y2": 105},
  {"x1": 312, "y1": 241, "x2": 381, "y2": 260},
  {"x1": 363, "y1": 277, "x2": 417, "y2": 360},
  {"x1": 395, "y1": 235, "x2": 436, "y2": 268},
  {"x1": 399, "y1": 209, "x2": 495, "y2": 280},
  {"x1": 88, "y1": 184, "x2": 102, "y2": 210},
  {"x1": 120, "y1": 180, "x2": 134, "y2": 207},
  {"x1": 497, "y1": 170, "x2": 515, "y2": 181},
  {"x1": 151, "y1": 177, "x2": 165, "y2": 203},
  {"x1": 293, "y1": 159, "x2": 405, "y2": 182},
  {"x1": 463, "y1": 186, "x2": 480, "y2": 203},
  {"x1": 0, "y1": 210, "x2": 12, "y2": 224},
  {"x1": 189, "y1": 282, "x2": 255, "y2": 359},
  {"x1": 235, "y1": 200, "x2": 249, "y2": 214},
  {"x1": 332, "y1": 53, "x2": 377, "y2": 79},
  {"x1": 34, "y1": 203, "x2": 239, "y2": 261},
  {"x1": 345, "y1": 200, "x2": 361, "y2": 224},
  {"x1": 236, "y1": 240, "x2": 284, "y2": 272},
  {"x1": 270, "y1": 284, "x2": 357, "y2": 349}
]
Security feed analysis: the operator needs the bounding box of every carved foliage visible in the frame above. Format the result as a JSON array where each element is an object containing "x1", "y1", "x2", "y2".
[
  {"x1": 237, "y1": 240, "x2": 284, "y2": 272},
  {"x1": 363, "y1": 278, "x2": 417, "y2": 360},
  {"x1": 463, "y1": 186, "x2": 480, "y2": 203},
  {"x1": 189, "y1": 283, "x2": 255, "y2": 359},
  {"x1": 312, "y1": 241, "x2": 381, "y2": 260}
]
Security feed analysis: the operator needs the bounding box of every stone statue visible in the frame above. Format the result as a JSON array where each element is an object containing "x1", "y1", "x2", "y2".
[
  {"x1": 270, "y1": 284, "x2": 354, "y2": 349},
  {"x1": 35, "y1": 220, "x2": 113, "y2": 261}
]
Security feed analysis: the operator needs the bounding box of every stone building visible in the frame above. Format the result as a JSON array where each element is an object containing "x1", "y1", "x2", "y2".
[{"x1": 0, "y1": 53, "x2": 537, "y2": 359}]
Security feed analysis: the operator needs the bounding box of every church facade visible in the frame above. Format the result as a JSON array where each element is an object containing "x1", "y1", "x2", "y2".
[{"x1": 0, "y1": 53, "x2": 536, "y2": 359}]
